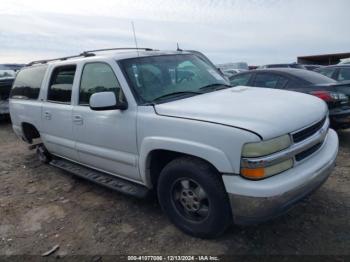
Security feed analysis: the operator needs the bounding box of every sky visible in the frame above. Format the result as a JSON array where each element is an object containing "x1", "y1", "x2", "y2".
[{"x1": 0, "y1": 0, "x2": 349, "y2": 65}]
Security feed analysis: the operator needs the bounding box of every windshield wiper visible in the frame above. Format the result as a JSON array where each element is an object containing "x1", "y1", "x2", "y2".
[
  {"x1": 199, "y1": 83, "x2": 231, "y2": 92},
  {"x1": 152, "y1": 91, "x2": 202, "y2": 103}
]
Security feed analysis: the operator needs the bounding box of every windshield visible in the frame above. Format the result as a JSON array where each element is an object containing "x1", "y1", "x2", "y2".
[
  {"x1": 0, "y1": 70, "x2": 15, "y2": 79},
  {"x1": 120, "y1": 54, "x2": 229, "y2": 104}
]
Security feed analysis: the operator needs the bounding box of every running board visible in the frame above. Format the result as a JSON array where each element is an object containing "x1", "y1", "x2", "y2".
[{"x1": 50, "y1": 158, "x2": 149, "y2": 198}]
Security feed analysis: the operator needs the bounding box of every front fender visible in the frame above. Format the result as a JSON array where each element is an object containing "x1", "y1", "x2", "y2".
[{"x1": 139, "y1": 136, "x2": 233, "y2": 187}]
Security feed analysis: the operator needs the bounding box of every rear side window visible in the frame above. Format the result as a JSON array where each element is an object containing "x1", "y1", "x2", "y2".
[
  {"x1": 10, "y1": 66, "x2": 47, "y2": 99},
  {"x1": 47, "y1": 65, "x2": 76, "y2": 103},
  {"x1": 229, "y1": 73, "x2": 252, "y2": 86},
  {"x1": 79, "y1": 62, "x2": 122, "y2": 105},
  {"x1": 337, "y1": 68, "x2": 350, "y2": 81},
  {"x1": 315, "y1": 68, "x2": 336, "y2": 79}
]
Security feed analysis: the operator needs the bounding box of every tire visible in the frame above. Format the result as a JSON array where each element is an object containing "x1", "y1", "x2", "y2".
[
  {"x1": 36, "y1": 144, "x2": 51, "y2": 163},
  {"x1": 157, "y1": 156, "x2": 232, "y2": 238}
]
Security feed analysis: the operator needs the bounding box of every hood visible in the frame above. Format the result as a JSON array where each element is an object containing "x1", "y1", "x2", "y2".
[{"x1": 154, "y1": 86, "x2": 328, "y2": 139}]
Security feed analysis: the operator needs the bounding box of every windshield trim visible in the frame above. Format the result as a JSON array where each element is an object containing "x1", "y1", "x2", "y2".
[{"x1": 117, "y1": 54, "x2": 228, "y2": 105}]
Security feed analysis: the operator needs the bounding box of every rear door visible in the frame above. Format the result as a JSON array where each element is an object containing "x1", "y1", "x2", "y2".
[{"x1": 41, "y1": 65, "x2": 79, "y2": 161}]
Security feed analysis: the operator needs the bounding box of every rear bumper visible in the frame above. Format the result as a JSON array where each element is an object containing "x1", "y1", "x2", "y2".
[{"x1": 222, "y1": 129, "x2": 338, "y2": 225}]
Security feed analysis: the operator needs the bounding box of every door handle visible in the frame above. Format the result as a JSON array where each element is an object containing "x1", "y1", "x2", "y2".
[
  {"x1": 44, "y1": 111, "x2": 51, "y2": 120},
  {"x1": 73, "y1": 115, "x2": 83, "y2": 125}
]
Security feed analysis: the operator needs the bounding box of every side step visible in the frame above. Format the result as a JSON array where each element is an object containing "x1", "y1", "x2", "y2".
[{"x1": 50, "y1": 158, "x2": 149, "y2": 198}]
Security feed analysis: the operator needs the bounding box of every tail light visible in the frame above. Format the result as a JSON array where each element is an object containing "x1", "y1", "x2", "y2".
[{"x1": 310, "y1": 91, "x2": 348, "y2": 102}]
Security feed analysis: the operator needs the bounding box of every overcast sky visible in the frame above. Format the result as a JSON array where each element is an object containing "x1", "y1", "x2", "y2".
[{"x1": 0, "y1": 0, "x2": 349, "y2": 65}]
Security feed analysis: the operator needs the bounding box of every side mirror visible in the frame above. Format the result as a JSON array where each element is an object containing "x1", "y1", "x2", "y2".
[{"x1": 89, "y1": 92, "x2": 128, "y2": 111}]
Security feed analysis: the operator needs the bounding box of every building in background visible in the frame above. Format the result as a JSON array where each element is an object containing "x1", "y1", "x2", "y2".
[{"x1": 297, "y1": 52, "x2": 350, "y2": 65}]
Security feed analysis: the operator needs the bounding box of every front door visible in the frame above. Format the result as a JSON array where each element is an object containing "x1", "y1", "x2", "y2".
[{"x1": 72, "y1": 62, "x2": 140, "y2": 181}]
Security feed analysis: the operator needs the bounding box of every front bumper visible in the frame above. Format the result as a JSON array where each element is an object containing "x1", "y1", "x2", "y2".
[{"x1": 222, "y1": 128, "x2": 338, "y2": 225}]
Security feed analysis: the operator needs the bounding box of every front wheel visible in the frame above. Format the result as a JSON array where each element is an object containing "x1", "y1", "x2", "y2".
[{"x1": 157, "y1": 157, "x2": 232, "y2": 238}]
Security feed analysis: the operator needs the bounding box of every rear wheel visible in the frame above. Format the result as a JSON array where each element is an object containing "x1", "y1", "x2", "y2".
[{"x1": 157, "y1": 157, "x2": 232, "y2": 238}]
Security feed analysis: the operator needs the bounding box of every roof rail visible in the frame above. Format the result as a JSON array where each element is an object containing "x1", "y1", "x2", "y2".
[
  {"x1": 81, "y1": 47, "x2": 154, "y2": 54},
  {"x1": 27, "y1": 52, "x2": 95, "y2": 66},
  {"x1": 27, "y1": 47, "x2": 155, "y2": 66}
]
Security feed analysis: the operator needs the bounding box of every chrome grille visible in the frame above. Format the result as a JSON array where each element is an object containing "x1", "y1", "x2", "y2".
[
  {"x1": 292, "y1": 117, "x2": 326, "y2": 143},
  {"x1": 295, "y1": 142, "x2": 323, "y2": 161}
]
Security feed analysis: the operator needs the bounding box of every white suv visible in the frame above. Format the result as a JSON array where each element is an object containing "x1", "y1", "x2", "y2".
[{"x1": 9, "y1": 48, "x2": 339, "y2": 238}]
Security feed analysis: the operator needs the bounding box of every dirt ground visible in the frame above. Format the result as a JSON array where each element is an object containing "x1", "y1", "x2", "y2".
[{"x1": 0, "y1": 119, "x2": 349, "y2": 257}]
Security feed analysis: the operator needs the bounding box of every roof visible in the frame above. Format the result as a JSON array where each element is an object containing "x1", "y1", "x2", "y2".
[
  {"x1": 26, "y1": 49, "x2": 191, "y2": 67},
  {"x1": 298, "y1": 52, "x2": 350, "y2": 60}
]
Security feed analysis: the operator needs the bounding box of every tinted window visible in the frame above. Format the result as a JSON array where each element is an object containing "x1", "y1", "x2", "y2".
[
  {"x1": 337, "y1": 68, "x2": 350, "y2": 81},
  {"x1": 0, "y1": 78, "x2": 14, "y2": 100},
  {"x1": 79, "y1": 63, "x2": 122, "y2": 105},
  {"x1": 10, "y1": 66, "x2": 47, "y2": 99},
  {"x1": 315, "y1": 68, "x2": 336, "y2": 79},
  {"x1": 48, "y1": 66, "x2": 76, "y2": 103},
  {"x1": 253, "y1": 73, "x2": 281, "y2": 88},
  {"x1": 229, "y1": 73, "x2": 252, "y2": 86}
]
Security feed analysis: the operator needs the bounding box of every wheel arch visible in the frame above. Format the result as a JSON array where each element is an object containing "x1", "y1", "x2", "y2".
[
  {"x1": 139, "y1": 137, "x2": 234, "y2": 188},
  {"x1": 21, "y1": 122, "x2": 40, "y2": 143}
]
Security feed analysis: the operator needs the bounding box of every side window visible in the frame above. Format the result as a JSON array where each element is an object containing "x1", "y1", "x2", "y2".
[
  {"x1": 229, "y1": 73, "x2": 252, "y2": 86},
  {"x1": 79, "y1": 63, "x2": 122, "y2": 105},
  {"x1": 10, "y1": 65, "x2": 48, "y2": 99},
  {"x1": 48, "y1": 65, "x2": 76, "y2": 103},
  {"x1": 316, "y1": 68, "x2": 336, "y2": 79},
  {"x1": 253, "y1": 73, "x2": 280, "y2": 88},
  {"x1": 275, "y1": 76, "x2": 289, "y2": 89},
  {"x1": 337, "y1": 68, "x2": 350, "y2": 81}
]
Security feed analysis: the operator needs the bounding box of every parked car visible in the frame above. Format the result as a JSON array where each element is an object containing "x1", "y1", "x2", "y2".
[
  {"x1": 314, "y1": 65, "x2": 350, "y2": 82},
  {"x1": 338, "y1": 58, "x2": 350, "y2": 64},
  {"x1": 258, "y1": 63, "x2": 306, "y2": 69},
  {"x1": 303, "y1": 64, "x2": 323, "y2": 71},
  {"x1": 10, "y1": 48, "x2": 338, "y2": 238},
  {"x1": 229, "y1": 68, "x2": 350, "y2": 129},
  {"x1": 222, "y1": 68, "x2": 247, "y2": 77},
  {"x1": 0, "y1": 67, "x2": 16, "y2": 119}
]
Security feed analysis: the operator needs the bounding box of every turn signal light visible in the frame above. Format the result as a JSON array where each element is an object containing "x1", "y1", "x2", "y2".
[{"x1": 241, "y1": 167, "x2": 265, "y2": 180}]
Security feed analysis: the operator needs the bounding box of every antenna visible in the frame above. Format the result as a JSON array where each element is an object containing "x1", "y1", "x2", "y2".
[
  {"x1": 131, "y1": 21, "x2": 139, "y2": 57},
  {"x1": 176, "y1": 43, "x2": 183, "y2": 52}
]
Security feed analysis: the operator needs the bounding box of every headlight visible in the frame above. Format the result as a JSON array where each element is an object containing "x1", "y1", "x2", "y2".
[
  {"x1": 242, "y1": 134, "x2": 291, "y2": 157},
  {"x1": 241, "y1": 134, "x2": 293, "y2": 180}
]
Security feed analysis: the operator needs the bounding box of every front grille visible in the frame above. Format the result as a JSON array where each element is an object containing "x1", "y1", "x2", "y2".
[
  {"x1": 292, "y1": 117, "x2": 326, "y2": 143},
  {"x1": 295, "y1": 143, "x2": 322, "y2": 161}
]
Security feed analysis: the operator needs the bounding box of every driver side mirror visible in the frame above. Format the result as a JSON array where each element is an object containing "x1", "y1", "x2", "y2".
[{"x1": 89, "y1": 91, "x2": 128, "y2": 111}]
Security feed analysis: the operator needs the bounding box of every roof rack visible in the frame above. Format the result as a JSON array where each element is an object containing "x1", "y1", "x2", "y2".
[{"x1": 27, "y1": 47, "x2": 155, "y2": 66}]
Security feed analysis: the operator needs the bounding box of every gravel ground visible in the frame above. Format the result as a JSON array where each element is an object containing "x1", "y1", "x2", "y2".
[{"x1": 0, "y1": 120, "x2": 349, "y2": 257}]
